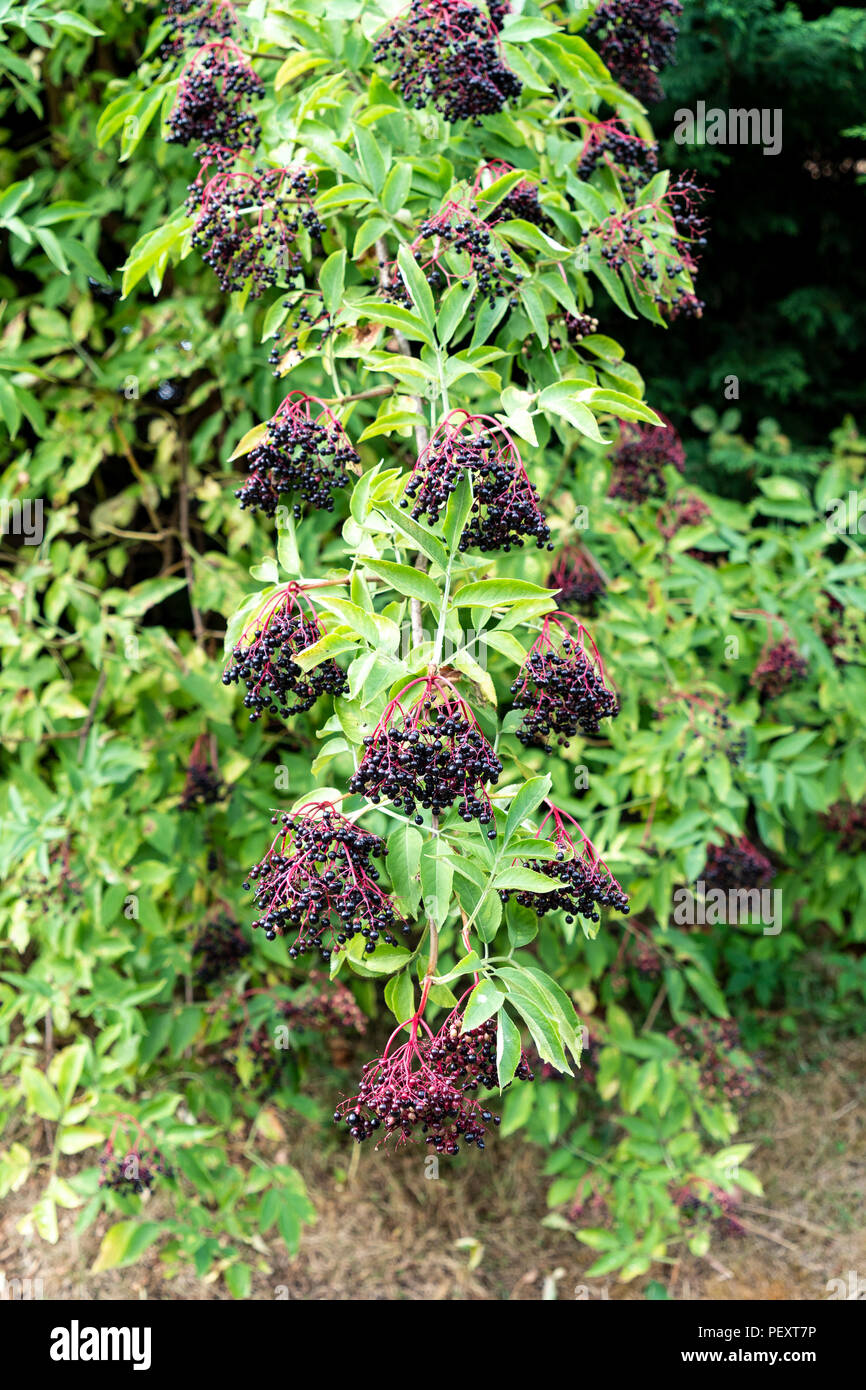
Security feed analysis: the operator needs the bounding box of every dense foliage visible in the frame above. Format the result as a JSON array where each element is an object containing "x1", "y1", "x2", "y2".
[{"x1": 0, "y1": 0, "x2": 864, "y2": 1295}]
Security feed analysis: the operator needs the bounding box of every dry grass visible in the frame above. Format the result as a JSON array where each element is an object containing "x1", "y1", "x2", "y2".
[{"x1": 2, "y1": 1035, "x2": 864, "y2": 1301}]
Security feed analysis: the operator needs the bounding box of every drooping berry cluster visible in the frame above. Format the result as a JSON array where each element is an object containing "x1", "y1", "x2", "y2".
[
  {"x1": 401, "y1": 411, "x2": 550, "y2": 553},
  {"x1": 564, "y1": 310, "x2": 600, "y2": 343},
  {"x1": 242, "y1": 804, "x2": 407, "y2": 960},
  {"x1": 98, "y1": 1119, "x2": 172, "y2": 1195},
  {"x1": 501, "y1": 806, "x2": 630, "y2": 924},
  {"x1": 822, "y1": 800, "x2": 866, "y2": 855},
  {"x1": 656, "y1": 690, "x2": 747, "y2": 767},
  {"x1": 192, "y1": 913, "x2": 250, "y2": 984},
  {"x1": 160, "y1": 0, "x2": 237, "y2": 65},
  {"x1": 335, "y1": 1008, "x2": 531, "y2": 1154},
  {"x1": 547, "y1": 548, "x2": 606, "y2": 613},
  {"x1": 381, "y1": 200, "x2": 521, "y2": 315},
  {"x1": 235, "y1": 392, "x2": 359, "y2": 518},
  {"x1": 222, "y1": 585, "x2": 348, "y2": 722},
  {"x1": 584, "y1": 0, "x2": 683, "y2": 105},
  {"x1": 512, "y1": 615, "x2": 619, "y2": 749},
  {"x1": 349, "y1": 675, "x2": 501, "y2": 830},
  {"x1": 373, "y1": 0, "x2": 521, "y2": 125},
  {"x1": 186, "y1": 152, "x2": 324, "y2": 297},
  {"x1": 474, "y1": 161, "x2": 548, "y2": 227},
  {"x1": 703, "y1": 835, "x2": 774, "y2": 891},
  {"x1": 180, "y1": 735, "x2": 226, "y2": 810},
  {"x1": 578, "y1": 119, "x2": 659, "y2": 200},
  {"x1": 751, "y1": 636, "x2": 808, "y2": 699},
  {"x1": 672, "y1": 1183, "x2": 746, "y2": 1237},
  {"x1": 630, "y1": 934, "x2": 663, "y2": 979},
  {"x1": 668, "y1": 1018, "x2": 759, "y2": 1105},
  {"x1": 277, "y1": 972, "x2": 367, "y2": 1035},
  {"x1": 586, "y1": 178, "x2": 707, "y2": 321},
  {"x1": 609, "y1": 416, "x2": 686, "y2": 503},
  {"x1": 167, "y1": 41, "x2": 263, "y2": 149},
  {"x1": 22, "y1": 837, "x2": 83, "y2": 909}
]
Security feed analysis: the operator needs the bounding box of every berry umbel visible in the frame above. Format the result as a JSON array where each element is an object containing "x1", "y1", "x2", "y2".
[
  {"x1": 511, "y1": 614, "x2": 619, "y2": 749},
  {"x1": 242, "y1": 802, "x2": 408, "y2": 960},
  {"x1": 584, "y1": 0, "x2": 683, "y2": 105},
  {"x1": 373, "y1": 0, "x2": 522, "y2": 125},
  {"x1": 401, "y1": 410, "x2": 551, "y2": 553},
  {"x1": 500, "y1": 804, "x2": 630, "y2": 923},
  {"x1": 609, "y1": 416, "x2": 686, "y2": 503},
  {"x1": 235, "y1": 392, "x2": 359, "y2": 518},
  {"x1": 167, "y1": 40, "x2": 263, "y2": 149},
  {"x1": 350, "y1": 673, "x2": 502, "y2": 829},
  {"x1": 222, "y1": 583, "x2": 349, "y2": 722}
]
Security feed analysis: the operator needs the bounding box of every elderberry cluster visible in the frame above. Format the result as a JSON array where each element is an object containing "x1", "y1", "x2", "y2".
[
  {"x1": 242, "y1": 808, "x2": 407, "y2": 960},
  {"x1": 350, "y1": 697, "x2": 502, "y2": 829},
  {"x1": 188, "y1": 166, "x2": 323, "y2": 298},
  {"x1": 235, "y1": 400, "x2": 359, "y2": 519},
  {"x1": 180, "y1": 751, "x2": 225, "y2": 810},
  {"x1": 564, "y1": 310, "x2": 600, "y2": 343},
  {"x1": 99, "y1": 1149, "x2": 172, "y2": 1195},
  {"x1": 609, "y1": 417, "x2": 686, "y2": 503},
  {"x1": 222, "y1": 606, "x2": 348, "y2": 721},
  {"x1": 278, "y1": 973, "x2": 367, "y2": 1035},
  {"x1": 822, "y1": 800, "x2": 866, "y2": 854},
  {"x1": 547, "y1": 550, "x2": 606, "y2": 613},
  {"x1": 669, "y1": 1019, "x2": 759, "y2": 1106},
  {"x1": 335, "y1": 1013, "x2": 532, "y2": 1154},
  {"x1": 751, "y1": 637, "x2": 808, "y2": 699},
  {"x1": 402, "y1": 424, "x2": 550, "y2": 553},
  {"x1": 160, "y1": 0, "x2": 236, "y2": 65},
  {"x1": 487, "y1": 178, "x2": 548, "y2": 228},
  {"x1": 373, "y1": 0, "x2": 522, "y2": 125},
  {"x1": 382, "y1": 207, "x2": 521, "y2": 315},
  {"x1": 167, "y1": 46, "x2": 263, "y2": 149},
  {"x1": 584, "y1": 0, "x2": 683, "y2": 105},
  {"x1": 512, "y1": 632, "x2": 619, "y2": 749},
  {"x1": 502, "y1": 842, "x2": 630, "y2": 923},
  {"x1": 703, "y1": 835, "x2": 774, "y2": 891},
  {"x1": 192, "y1": 914, "x2": 250, "y2": 984},
  {"x1": 578, "y1": 121, "x2": 659, "y2": 200},
  {"x1": 267, "y1": 293, "x2": 334, "y2": 372}
]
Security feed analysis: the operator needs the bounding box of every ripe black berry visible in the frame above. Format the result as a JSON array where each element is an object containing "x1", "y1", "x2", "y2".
[
  {"x1": 222, "y1": 585, "x2": 348, "y2": 722},
  {"x1": 234, "y1": 392, "x2": 359, "y2": 518},
  {"x1": 512, "y1": 615, "x2": 619, "y2": 748}
]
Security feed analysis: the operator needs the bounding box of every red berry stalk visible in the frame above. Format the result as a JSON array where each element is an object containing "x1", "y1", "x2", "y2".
[
  {"x1": 511, "y1": 613, "x2": 619, "y2": 748},
  {"x1": 381, "y1": 198, "x2": 522, "y2": 313},
  {"x1": 99, "y1": 1115, "x2": 172, "y2": 1195},
  {"x1": 547, "y1": 547, "x2": 607, "y2": 612},
  {"x1": 160, "y1": 0, "x2": 239, "y2": 65}
]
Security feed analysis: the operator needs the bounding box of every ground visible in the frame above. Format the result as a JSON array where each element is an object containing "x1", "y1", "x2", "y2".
[{"x1": 2, "y1": 1035, "x2": 864, "y2": 1301}]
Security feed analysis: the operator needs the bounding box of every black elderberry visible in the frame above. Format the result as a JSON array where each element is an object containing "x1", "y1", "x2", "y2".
[
  {"x1": 584, "y1": 0, "x2": 683, "y2": 106},
  {"x1": 167, "y1": 41, "x2": 263, "y2": 150},
  {"x1": 223, "y1": 588, "x2": 348, "y2": 722},
  {"x1": 512, "y1": 615, "x2": 618, "y2": 749},
  {"x1": 235, "y1": 393, "x2": 358, "y2": 518}
]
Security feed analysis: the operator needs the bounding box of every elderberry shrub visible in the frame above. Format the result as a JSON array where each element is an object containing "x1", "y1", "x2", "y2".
[
  {"x1": 373, "y1": 0, "x2": 521, "y2": 126},
  {"x1": 222, "y1": 595, "x2": 348, "y2": 722},
  {"x1": 703, "y1": 835, "x2": 774, "y2": 891},
  {"x1": 235, "y1": 393, "x2": 359, "y2": 519},
  {"x1": 512, "y1": 619, "x2": 619, "y2": 749},
  {"x1": 335, "y1": 1012, "x2": 532, "y2": 1154},
  {"x1": 191, "y1": 914, "x2": 250, "y2": 984},
  {"x1": 166, "y1": 42, "x2": 263, "y2": 150},
  {"x1": 242, "y1": 806, "x2": 407, "y2": 961},
  {"x1": 751, "y1": 637, "x2": 808, "y2": 699},
  {"x1": 187, "y1": 157, "x2": 324, "y2": 298},
  {"x1": 584, "y1": 0, "x2": 683, "y2": 105},
  {"x1": 578, "y1": 120, "x2": 659, "y2": 201},
  {"x1": 380, "y1": 202, "x2": 521, "y2": 316},
  {"x1": 402, "y1": 415, "x2": 550, "y2": 553},
  {"x1": 609, "y1": 416, "x2": 686, "y2": 503},
  {"x1": 822, "y1": 800, "x2": 866, "y2": 855},
  {"x1": 547, "y1": 549, "x2": 606, "y2": 613},
  {"x1": 348, "y1": 680, "x2": 501, "y2": 829}
]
